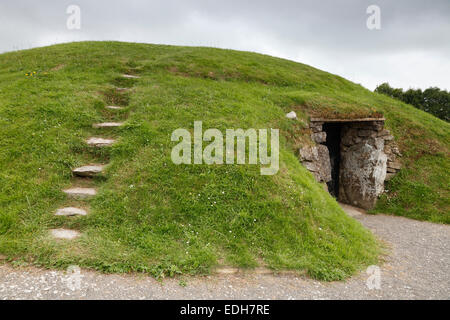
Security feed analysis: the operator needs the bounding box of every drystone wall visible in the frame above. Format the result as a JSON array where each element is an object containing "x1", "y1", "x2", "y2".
[{"x1": 298, "y1": 119, "x2": 401, "y2": 209}]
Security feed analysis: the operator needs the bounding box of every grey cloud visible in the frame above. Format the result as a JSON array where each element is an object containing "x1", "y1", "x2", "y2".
[{"x1": 0, "y1": 0, "x2": 449, "y2": 90}]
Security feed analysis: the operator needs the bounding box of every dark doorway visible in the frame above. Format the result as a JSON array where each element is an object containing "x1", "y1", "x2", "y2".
[{"x1": 323, "y1": 123, "x2": 342, "y2": 197}]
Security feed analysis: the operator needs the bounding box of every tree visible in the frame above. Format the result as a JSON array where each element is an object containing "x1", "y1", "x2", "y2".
[{"x1": 374, "y1": 83, "x2": 449, "y2": 121}]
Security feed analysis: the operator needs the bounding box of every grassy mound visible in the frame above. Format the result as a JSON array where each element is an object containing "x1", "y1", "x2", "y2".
[{"x1": 0, "y1": 42, "x2": 447, "y2": 279}]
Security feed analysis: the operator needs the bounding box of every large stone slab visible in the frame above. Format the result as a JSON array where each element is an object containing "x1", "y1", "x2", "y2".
[
  {"x1": 63, "y1": 187, "x2": 97, "y2": 199},
  {"x1": 55, "y1": 207, "x2": 88, "y2": 216},
  {"x1": 86, "y1": 137, "x2": 115, "y2": 147},
  {"x1": 339, "y1": 138, "x2": 387, "y2": 209},
  {"x1": 50, "y1": 229, "x2": 80, "y2": 240},
  {"x1": 316, "y1": 145, "x2": 332, "y2": 182},
  {"x1": 92, "y1": 122, "x2": 123, "y2": 128},
  {"x1": 299, "y1": 146, "x2": 318, "y2": 162},
  {"x1": 72, "y1": 165, "x2": 104, "y2": 177},
  {"x1": 298, "y1": 145, "x2": 331, "y2": 183}
]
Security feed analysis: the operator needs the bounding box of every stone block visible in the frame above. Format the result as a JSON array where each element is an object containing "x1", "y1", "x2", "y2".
[
  {"x1": 299, "y1": 146, "x2": 318, "y2": 162},
  {"x1": 311, "y1": 132, "x2": 327, "y2": 143},
  {"x1": 309, "y1": 122, "x2": 323, "y2": 133},
  {"x1": 387, "y1": 160, "x2": 401, "y2": 170},
  {"x1": 286, "y1": 111, "x2": 297, "y2": 119},
  {"x1": 358, "y1": 129, "x2": 376, "y2": 137}
]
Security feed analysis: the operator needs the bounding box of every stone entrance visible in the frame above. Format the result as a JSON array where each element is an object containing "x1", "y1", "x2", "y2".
[{"x1": 299, "y1": 118, "x2": 401, "y2": 209}]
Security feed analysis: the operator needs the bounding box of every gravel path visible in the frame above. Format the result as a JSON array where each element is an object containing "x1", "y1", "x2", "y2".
[{"x1": 1, "y1": 204, "x2": 449, "y2": 300}]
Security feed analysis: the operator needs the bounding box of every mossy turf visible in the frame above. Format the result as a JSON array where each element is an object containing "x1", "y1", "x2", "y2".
[{"x1": 0, "y1": 41, "x2": 447, "y2": 279}]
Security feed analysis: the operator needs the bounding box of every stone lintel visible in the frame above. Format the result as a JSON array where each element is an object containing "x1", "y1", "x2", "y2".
[{"x1": 310, "y1": 117, "x2": 385, "y2": 123}]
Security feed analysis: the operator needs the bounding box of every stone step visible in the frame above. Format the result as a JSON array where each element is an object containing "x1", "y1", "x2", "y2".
[
  {"x1": 122, "y1": 74, "x2": 140, "y2": 79},
  {"x1": 92, "y1": 122, "x2": 123, "y2": 128},
  {"x1": 50, "y1": 229, "x2": 80, "y2": 240},
  {"x1": 72, "y1": 165, "x2": 104, "y2": 177},
  {"x1": 86, "y1": 137, "x2": 115, "y2": 147},
  {"x1": 105, "y1": 105, "x2": 124, "y2": 110},
  {"x1": 55, "y1": 207, "x2": 88, "y2": 216},
  {"x1": 63, "y1": 187, "x2": 97, "y2": 199}
]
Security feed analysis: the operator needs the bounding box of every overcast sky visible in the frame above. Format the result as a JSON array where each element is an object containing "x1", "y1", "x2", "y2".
[{"x1": 1, "y1": 0, "x2": 449, "y2": 90}]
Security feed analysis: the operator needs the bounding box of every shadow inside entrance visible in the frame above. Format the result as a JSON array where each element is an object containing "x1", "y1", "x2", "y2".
[{"x1": 323, "y1": 123, "x2": 341, "y2": 198}]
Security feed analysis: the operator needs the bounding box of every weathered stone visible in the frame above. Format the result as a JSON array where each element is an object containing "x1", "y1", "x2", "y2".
[
  {"x1": 105, "y1": 105, "x2": 124, "y2": 110},
  {"x1": 387, "y1": 160, "x2": 401, "y2": 170},
  {"x1": 63, "y1": 187, "x2": 97, "y2": 199},
  {"x1": 299, "y1": 146, "x2": 319, "y2": 162},
  {"x1": 86, "y1": 137, "x2": 115, "y2": 147},
  {"x1": 358, "y1": 129, "x2": 376, "y2": 137},
  {"x1": 55, "y1": 207, "x2": 88, "y2": 216},
  {"x1": 286, "y1": 111, "x2": 297, "y2": 119},
  {"x1": 299, "y1": 145, "x2": 331, "y2": 183},
  {"x1": 309, "y1": 121, "x2": 323, "y2": 133},
  {"x1": 304, "y1": 161, "x2": 319, "y2": 172},
  {"x1": 377, "y1": 129, "x2": 391, "y2": 137},
  {"x1": 311, "y1": 131, "x2": 327, "y2": 143},
  {"x1": 316, "y1": 145, "x2": 332, "y2": 182},
  {"x1": 383, "y1": 135, "x2": 394, "y2": 141},
  {"x1": 372, "y1": 121, "x2": 384, "y2": 131},
  {"x1": 373, "y1": 137, "x2": 385, "y2": 150},
  {"x1": 387, "y1": 167, "x2": 397, "y2": 173},
  {"x1": 72, "y1": 165, "x2": 104, "y2": 177},
  {"x1": 312, "y1": 171, "x2": 322, "y2": 181},
  {"x1": 92, "y1": 122, "x2": 123, "y2": 128},
  {"x1": 391, "y1": 145, "x2": 402, "y2": 156},
  {"x1": 122, "y1": 74, "x2": 140, "y2": 79},
  {"x1": 341, "y1": 129, "x2": 356, "y2": 146},
  {"x1": 339, "y1": 140, "x2": 387, "y2": 210},
  {"x1": 50, "y1": 229, "x2": 80, "y2": 240}
]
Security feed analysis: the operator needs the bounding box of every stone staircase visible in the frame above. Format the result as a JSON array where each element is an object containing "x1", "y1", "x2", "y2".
[{"x1": 50, "y1": 74, "x2": 138, "y2": 240}]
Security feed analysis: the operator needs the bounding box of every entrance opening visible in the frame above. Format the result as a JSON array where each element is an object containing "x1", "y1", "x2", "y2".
[
  {"x1": 299, "y1": 117, "x2": 397, "y2": 210},
  {"x1": 322, "y1": 123, "x2": 341, "y2": 198}
]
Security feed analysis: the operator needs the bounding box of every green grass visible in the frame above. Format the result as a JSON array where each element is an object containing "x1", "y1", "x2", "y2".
[{"x1": 0, "y1": 41, "x2": 448, "y2": 279}]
